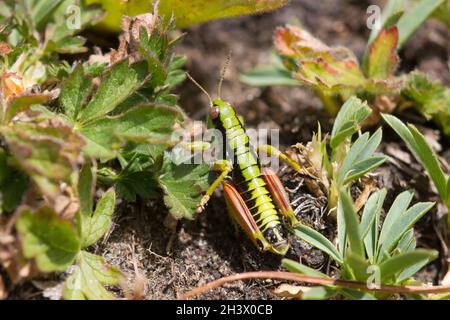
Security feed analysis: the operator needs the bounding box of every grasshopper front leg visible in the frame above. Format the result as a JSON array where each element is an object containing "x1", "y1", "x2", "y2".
[{"x1": 195, "y1": 160, "x2": 233, "y2": 213}]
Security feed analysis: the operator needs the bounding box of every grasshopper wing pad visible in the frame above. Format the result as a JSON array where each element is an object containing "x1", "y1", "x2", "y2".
[
  {"x1": 261, "y1": 167, "x2": 292, "y2": 214},
  {"x1": 223, "y1": 183, "x2": 267, "y2": 248}
]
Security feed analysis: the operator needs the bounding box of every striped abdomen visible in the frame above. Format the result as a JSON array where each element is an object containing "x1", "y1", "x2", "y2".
[{"x1": 214, "y1": 106, "x2": 282, "y2": 235}]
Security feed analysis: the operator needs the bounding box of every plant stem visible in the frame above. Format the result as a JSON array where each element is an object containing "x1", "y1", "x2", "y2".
[
  {"x1": 177, "y1": 271, "x2": 450, "y2": 300},
  {"x1": 315, "y1": 89, "x2": 339, "y2": 116}
]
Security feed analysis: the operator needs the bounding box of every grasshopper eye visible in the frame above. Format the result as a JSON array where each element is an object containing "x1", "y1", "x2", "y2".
[{"x1": 210, "y1": 105, "x2": 219, "y2": 119}]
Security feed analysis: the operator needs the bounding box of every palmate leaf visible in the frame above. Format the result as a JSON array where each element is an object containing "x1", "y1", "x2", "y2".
[
  {"x1": 87, "y1": 0, "x2": 287, "y2": 30},
  {"x1": 401, "y1": 72, "x2": 450, "y2": 135},
  {"x1": 274, "y1": 26, "x2": 400, "y2": 95},
  {"x1": 63, "y1": 251, "x2": 121, "y2": 300},
  {"x1": 60, "y1": 65, "x2": 92, "y2": 121},
  {"x1": 77, "y1": 60, "x2": 148, "y2": 124},
  {"x1": 16, "y1": 206, "x2": 81, "y2": 272},
  {"x1": 3, "y1": 120, "x2": 84, "y2": 197},
  {"x1": 158, "y1": 153, "x2": 209, "y2": 219},
  {"x1": 80, "y1": 104, "x2": 180, "y2": 161}
]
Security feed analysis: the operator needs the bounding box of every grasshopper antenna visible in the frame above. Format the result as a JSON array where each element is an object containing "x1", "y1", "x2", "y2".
[
  {"x1": 217, "y1": 51, "x2": 232, "y2": 99},
  {"x1": 186, "y1": 72, "x2": 212, "y2": 106}
]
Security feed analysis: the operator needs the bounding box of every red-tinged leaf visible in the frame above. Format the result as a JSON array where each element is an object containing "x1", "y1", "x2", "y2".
[
  {"x1": 274, "y1": 26, "x2": 330, "y2": 59},
  {"x1": 366, "y1": 27, "x2": 399, "y2": 79},
  {"x1": 4, "y1": 94, "x2": 49, "y2": 124}
]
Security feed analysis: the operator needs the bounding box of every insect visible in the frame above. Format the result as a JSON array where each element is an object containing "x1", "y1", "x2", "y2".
[{"x1": 187, "y1": 64, "x2": 304, "y2": 255}]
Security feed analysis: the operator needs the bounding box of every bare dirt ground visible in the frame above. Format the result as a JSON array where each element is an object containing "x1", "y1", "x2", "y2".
[{"x1": 9, "y1": 0, "x2": 450, "y2": 299}]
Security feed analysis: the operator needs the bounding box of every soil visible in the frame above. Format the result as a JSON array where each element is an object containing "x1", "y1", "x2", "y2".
[{"x1": 7, "y1": 0, "x2": 450, "y2": 299}]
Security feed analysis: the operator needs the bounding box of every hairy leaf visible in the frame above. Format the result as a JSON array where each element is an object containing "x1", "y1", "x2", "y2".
[
  {"x1": 366, "y1": 27, "x2": 399, "y2": 79},
  {"x1": 158, "y1": 154, "x2": 209, "y2": 219},
  {"x1": 60, "y1": 65, "x2": 92, "y2": 121},
  {"x1": 16, "y1": 207, "x2": 80, "y2": 272},
  {"x1": 63, "y1": 251, "x2": 121, "y2": 300}
]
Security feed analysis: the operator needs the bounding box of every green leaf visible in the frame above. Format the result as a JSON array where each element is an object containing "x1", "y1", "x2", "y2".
[
  {"x1": 78, "y1": 60, "x2": 147, "y2": 124},
  {"x1": 288, "y1": 225, "x2": 343, "y2": 264},
  {"x1": 396, "y1": 0, "x2": 445, "y2": 48},
  {"x1": 31, "y1": 0, "x2": 65, "y2": 31},
  {"x1": 80, "y1": 104, "x2": 179, "y2": 161},
  {"x1": 366, "y1": 27, "x2": 399, "y2": 79},
  {"x1": 81, "y1": 189, "x2": 116, "y2": 248},
  {"x1": 158, "y1": 154, "x2": 209, "y2": 219},
  {"x1": 330, "y1": 97, "x2": 372, "y2": 149},
  {"x1": 4, "y1": 95, "x2": 49, "y2": 124},
  {"x1": 338, "y1": 128, "x2": 386, "y2": 185},
  {"x1": 401, "y1": 72, "x2": 450, "y2": 134},
  {"x1": 63, "y1": 251, "x2": 121, "y2": 300},
  {"x1": 282, "y1": 258, "x2": 330, "y2": 278},
  {"x1": 302, "y1": 286, "x2": 338, "y2": 300},
  {"x1": 16, "y1": 206, "x2": 80, "y2": 272},
  {"x1": 90, "y1": 0, "x2": 288, "y2": 30},
  {"x1": 240, "y1": 65, "x2": 300, "y2": 86},
  {"x1": 0, "y1": 148, "x2": 28, "y2": 213},
  {"x1": 339, "y1": 190, "x2": 365, "y2": 259},
  {"x1": 367, "y1": 0, "x2": 405, "y2": 44},
  {"x1": 344, "y1": 252, "x2": 370, "y2": 282},
  {"x1": 379, "y1": 249, "x2": 438, "y2": 283},
  {"x1": 395, "y1": 228, "x2": 416, "y2": 254},
  {"x1": 4, "y1": 121, "x2": 84, "y2": 197},
  {"x1": 359, "y1": 188, "x2": 387, "y2": 240},
  {"x1": 343, "y1": 156, "x2": 387, "y2": 184},
  {"x1": 78, "y1": 164, "x2": 94, "y2": 219},
  {"x1": 382, "y1": 114, "x2": 449, "y2": 202},
  {"x1": 378, "y1": 201, "x2": 435, "y2": 259},
  {"x1": 60, "y1": 65, "x2": 92, "y2": 120},
  {"x1": 378, "y1": 190, "x2": 414, "y2": 253}
]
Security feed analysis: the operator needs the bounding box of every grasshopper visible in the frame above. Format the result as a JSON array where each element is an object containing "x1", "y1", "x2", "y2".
[{"x1": 187, "y1": 70, "x2": 304, "y2": 255}]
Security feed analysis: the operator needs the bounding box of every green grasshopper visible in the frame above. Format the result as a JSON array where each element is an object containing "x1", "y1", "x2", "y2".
[{"x1": 187, "y1": 73, "x2": 304, "y2": 255}]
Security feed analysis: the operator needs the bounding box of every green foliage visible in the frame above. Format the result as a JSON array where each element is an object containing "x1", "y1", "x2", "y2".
[
  {"x1": 306, "y1": 97, "x2": 387, "y2": 210},
  {"x1": 401, "y1": 73, "x2": 450, "y2": 134},
  {"x1": 286, "y1": 188, "x2": 437, "y2": 299},
  {"x1": 16, "y1": 206, "x2": 81, "y2": 272},
  {"x1": 242, "y1": 0, "x2": 447, "y2": 133},
  {"x1": 87, "y1": 0, "x2": 287, "y2": 30},
  {"x1": 382, "y1": 114, "x2": 450, "y2": 226}
]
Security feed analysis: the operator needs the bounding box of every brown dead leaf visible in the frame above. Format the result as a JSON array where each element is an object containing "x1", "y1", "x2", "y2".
[
  {"x1": 111, "y1": 14, "x2": 156, "y2": 65},
  {"x1": 272, "y1": 283, "x2": 310, "y2": 299},
  {"x1": 0, "y1": 42, "x2": 11, "y2": 55},
  {"x1": 354, "y1": 177, "x2": 377, "y2": 212}
]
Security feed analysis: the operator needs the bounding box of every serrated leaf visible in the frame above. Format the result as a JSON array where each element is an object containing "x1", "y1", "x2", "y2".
[
  {"x1": 366, "y1": 27, "x2": 399, "y2": 79},
  {"x1": 63, "y1": 251, "x2": 121, "y2": 300},
  {"x1": 158, "y1": 153, "x2": 209, "y2": 219},
  {"x1": 401, "y1": 73, "x2": 450, "y2": 134},
  {"x1": 80, "y1": 104, "x2": 179, "y2": 161},
  {"x1": 288, "y1": 225, "x2": 343, "y2": 264},
  {"x1": 274, "y1": 25, "x2": 401, "y2": 94},
  {"x1": 4, "y1": 94, "x2": 49, "y2": 124},
  {"x1": 60, "y1": 65, "x2": 92, "y2": 120},
  {"x1": 78, "y1": 60, "x2": 148, "y2": 124},
  {"x1": 367, "y1": 0, "x2": 404, "y2": 44},
  {"x1": 88, "y1": 0, "x2": 287, "y2": 30},
  {"x1": 81, "y1": 189, "x2": 116, "y2": 248},
  {"x1": 16, "y1": 206, "x2": 80, "y2": 272},
  {"x1": 4, "y1": 120, "x2": 84, "y2": 197}
]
